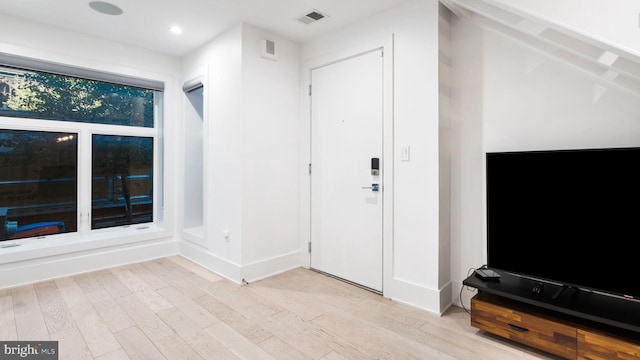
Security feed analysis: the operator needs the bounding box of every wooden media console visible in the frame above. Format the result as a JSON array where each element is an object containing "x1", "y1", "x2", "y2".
[{"x1": 463, "y1": 270, "x2": 640, "y2": 359}]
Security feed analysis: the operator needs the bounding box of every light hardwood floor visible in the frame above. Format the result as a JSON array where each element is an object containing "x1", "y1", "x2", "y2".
[{"x1": 0, "y1": 256, "x2": 560, "y2": 359}]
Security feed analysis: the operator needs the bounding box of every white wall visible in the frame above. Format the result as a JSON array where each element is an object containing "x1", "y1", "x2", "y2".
[
  {"x1": 0, "y1": 14, "x2": 181, "y2": 287},
  {"x1": 438, "y1": 3, "x2": 453, "y2": 295},
  {"x1": 180, "y1": 23, "x2": 301, "y2": 283},
  {"x1": 302, "y1": 0, "x2": 448, "y2": 313},
  {"x1": 450, "y1": 15, "x2": 640, "y2": 306},
  {"x1": 449, "y1": 16, "x2": 489, "y2": 307},
  {"x1": 183, "y1": 24, "x2": 245, "y2": 269},
  {"x1": 240, "y1": 26, "x2": 301, "y2": 272}
]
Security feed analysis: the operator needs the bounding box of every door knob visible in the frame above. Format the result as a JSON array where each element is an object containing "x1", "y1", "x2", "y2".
[{"x1": 361, "y1": 183, "x2": 380, "y2": 192}]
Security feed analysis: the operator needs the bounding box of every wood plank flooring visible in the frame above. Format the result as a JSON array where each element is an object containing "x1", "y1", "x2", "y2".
[{"x1": 0, "y1": 256, "x2": 560, "y2": 359}]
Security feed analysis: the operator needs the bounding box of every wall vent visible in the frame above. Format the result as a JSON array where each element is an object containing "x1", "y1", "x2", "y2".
[
  {"x1": 297, "y1": 9, "x2": 328, "y2": 24},
  {"x1": 261, "y1": 39, "x2": 277, "y2": 61}
]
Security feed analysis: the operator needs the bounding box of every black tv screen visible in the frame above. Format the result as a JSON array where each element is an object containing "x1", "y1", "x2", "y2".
[{"x1": 486, "y1": 147, "x2": 640, "y2": 299}]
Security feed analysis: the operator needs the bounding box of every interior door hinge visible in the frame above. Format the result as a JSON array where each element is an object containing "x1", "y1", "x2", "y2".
[
  {"x1": 308, "y1": 163, "x2": 312, "y2": 175},
  {"x1": 308, "y1": 84, "x2": 312, "y2": 96},
  {"x1": 308, "y1": 242, "x2": 312, "y2": 253}
]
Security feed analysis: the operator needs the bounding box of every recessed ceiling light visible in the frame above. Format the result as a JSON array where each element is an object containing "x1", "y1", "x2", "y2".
[
  {"x1": 169, "y1": 25, "x2": 183, "y2": 35},
  {"x1": 89, "y1": 1, "x2": 123, "y2": 16}
]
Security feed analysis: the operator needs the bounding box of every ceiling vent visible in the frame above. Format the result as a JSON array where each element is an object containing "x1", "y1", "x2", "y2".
[{"x1": 297, "y1": 9, "x2": 328, "y2": 24}]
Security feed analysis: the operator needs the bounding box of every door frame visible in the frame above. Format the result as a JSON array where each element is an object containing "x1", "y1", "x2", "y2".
[{"x1": 300, "y1": 35, "x2": 394, "y2": 296}]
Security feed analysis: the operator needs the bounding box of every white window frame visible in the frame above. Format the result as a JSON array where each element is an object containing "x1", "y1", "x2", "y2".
[{"x1": 0, "y1": 58, "x2": 166, "y2": 257}]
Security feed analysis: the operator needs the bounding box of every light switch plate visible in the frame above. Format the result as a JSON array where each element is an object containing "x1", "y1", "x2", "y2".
[{"x1": 401, "y1": 146, "x2": 410, "y2": 161}]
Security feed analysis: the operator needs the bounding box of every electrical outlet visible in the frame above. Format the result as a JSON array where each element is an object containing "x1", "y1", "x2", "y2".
[{"x1": 223, "y1": 229, "x2": 230, "y2": 243}]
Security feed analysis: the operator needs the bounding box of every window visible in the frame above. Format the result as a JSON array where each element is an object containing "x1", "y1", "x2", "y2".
[
  {"x1": 0, "y1": 129, "x2": 77, "y2": 240},
  {"x1": 0, "y1": 61, "x2": 162, "y2": 242},
  {"x1": 92, "y1": 135, "x2": 153, "y2": 229},
  {"x1": 0, "y1": 66, "x2": 154, "y2": 127}
]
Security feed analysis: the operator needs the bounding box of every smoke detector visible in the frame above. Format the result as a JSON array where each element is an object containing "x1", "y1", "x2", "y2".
[{"x1": 297, "y1": 9, "x2": 328, "y2": 24}]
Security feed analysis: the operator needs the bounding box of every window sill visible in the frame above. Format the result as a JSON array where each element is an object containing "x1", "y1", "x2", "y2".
[{"x1": 0, "y1": 224, "x2": 170, "y2": 264}]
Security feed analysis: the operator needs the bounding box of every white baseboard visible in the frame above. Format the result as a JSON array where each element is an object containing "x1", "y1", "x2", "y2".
[
  {"x1": 241, "y1": 250, "x2": 302, "y2": 283},
  {"x1": 178, "y1": 241, "x2": 242, "y2": 284},
  {"x1": 0, "y1": 239, "x2": 178, "y2": 289},
  {"x1": 386, "y1": 277, "x2": 453, "y2": 315},
  {"x1": 0, "y1": 235, "x2": 303, "y2": 290},
  {"x1": 178, "y1": 241, "x2": 302, "y2": 285}
]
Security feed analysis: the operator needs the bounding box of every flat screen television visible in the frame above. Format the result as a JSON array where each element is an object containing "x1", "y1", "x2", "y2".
[{"x1": 486, "y1": 146, "x2": 640, "y2": 300}]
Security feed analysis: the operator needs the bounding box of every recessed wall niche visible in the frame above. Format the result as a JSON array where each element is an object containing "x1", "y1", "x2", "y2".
[{"x1": 182, "y1": 79, "x2": 205, "y2": 247}]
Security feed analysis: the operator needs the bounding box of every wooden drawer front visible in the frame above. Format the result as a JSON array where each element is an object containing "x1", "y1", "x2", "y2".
[
  {"x1": 577, "y1": 329, "x2": 640, "y2": 360},
  {"x1": 471, "y1": 296, "x2": 577, "y2": 359}
]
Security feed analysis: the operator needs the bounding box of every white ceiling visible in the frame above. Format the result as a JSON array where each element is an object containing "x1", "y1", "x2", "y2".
[{"x1": 0, "y1": 0, "x2": 412, "y2": 58}]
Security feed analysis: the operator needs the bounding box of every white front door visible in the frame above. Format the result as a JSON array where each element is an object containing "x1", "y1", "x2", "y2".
[{"x1": 310, "y1": 49, "x2": 384, "y2": 292}]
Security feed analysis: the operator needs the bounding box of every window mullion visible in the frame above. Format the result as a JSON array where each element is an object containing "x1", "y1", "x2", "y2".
[{"x1": 79, "y1": 129, "x2": 93, "y2": 234}]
